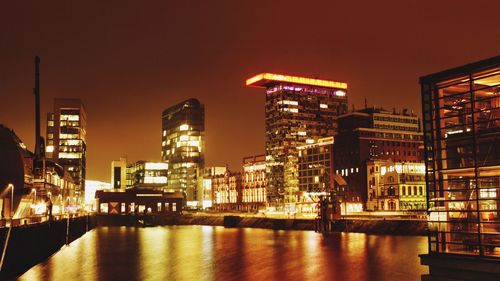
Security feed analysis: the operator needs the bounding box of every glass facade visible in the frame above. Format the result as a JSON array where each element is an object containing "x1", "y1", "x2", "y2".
[
  {"x1": 247, "y1": 74, "x2": 348, "y2": 204},
  {"x1": 46, "y1": 98, "x2": 87, "y2": 202},
  {"x1": 421, "y1": 56, "x2": 500, "y2": 257},
  {"x1": 161, "y1": 98, "x2": 205, "y2": 202}
]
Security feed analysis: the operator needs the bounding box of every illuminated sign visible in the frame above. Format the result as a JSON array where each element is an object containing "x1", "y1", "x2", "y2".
[{"x1": 246, "y1": 73, "x2": 348, "y2": 89}]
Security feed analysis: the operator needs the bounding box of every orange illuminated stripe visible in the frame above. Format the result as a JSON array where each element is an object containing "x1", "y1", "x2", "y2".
[{"x1": 246, "y1": 73, "x2": 347, "y2": 89}]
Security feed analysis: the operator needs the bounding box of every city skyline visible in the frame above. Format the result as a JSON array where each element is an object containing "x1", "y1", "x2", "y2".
[{"x1": 1, "y1": 1, "x2": 500, "y2": 182}]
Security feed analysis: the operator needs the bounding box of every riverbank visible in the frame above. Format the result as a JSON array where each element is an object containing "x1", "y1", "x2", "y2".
[
  {"x1": 95, "y1": 214, "x2": 428, "y2": 236},
  {"x1": 0, "y1": 215, "x2": 96, "y2": 280}
]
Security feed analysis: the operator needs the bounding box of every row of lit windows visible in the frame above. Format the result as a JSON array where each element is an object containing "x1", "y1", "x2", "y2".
[
  {"x1": 373, "y1": 115, "x2": 419, "y2": 124},
  {"x1": 373, "y1": 124, "x2": 419, "y2": 132},
  {"x1": 400, "y1": 185, "x2": 425, "y2": 196},
  {"x1": 379, "y1": 150, "x2": 419, "y2": 157}
]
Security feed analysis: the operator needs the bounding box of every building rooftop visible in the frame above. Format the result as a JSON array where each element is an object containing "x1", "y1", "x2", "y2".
[
  {"x1": 246, "y1": 73, "x2": 347, "y2": 89},
  {"x1": 419, "y1": 55, "x2": 500, "y2": 84}
]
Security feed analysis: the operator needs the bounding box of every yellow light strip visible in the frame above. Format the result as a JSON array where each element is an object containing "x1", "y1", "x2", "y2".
[{"x1": 246, "y1": 73, "x2": 347, "y2": 89}]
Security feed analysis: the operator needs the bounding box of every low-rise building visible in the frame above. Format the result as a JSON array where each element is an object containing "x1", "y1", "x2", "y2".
[
  {"x1": 95, "y1": 189, "x2": 183, "y2": 215},
  {"x1": 201, "y1": 166, "x2": 227, "y2": 209},
  {"x1": 366, "y1": 160, "x2": 426, "y2": 211},
  {"x1": 241, "y1": 155, "x2": 267, "y2": 211},
  {"x1": 212, "y1": 169, "x2": 242, "y2": 211}
]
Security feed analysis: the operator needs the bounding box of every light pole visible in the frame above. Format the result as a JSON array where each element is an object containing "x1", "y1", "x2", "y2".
[
  {"x1": 32, "y1": 188, "x2": 37, "y2": 203},
  {"x1": 8, "y1": 184, "x2": 14, "y2": 218}
]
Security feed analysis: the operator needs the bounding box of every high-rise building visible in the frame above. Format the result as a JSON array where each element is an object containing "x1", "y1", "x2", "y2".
[
  {"x1": 161, "y1": 98, "x2": 205, "y2": 204},
  {"x1": 246, "y1": 73, "x2": 348, "y2": 204},
  {"x1": 46, "y1": 98, "x2": 87, "y2": 202},
  {"x1": 334, "y1": 107, "x2": 423, "y2": 209},
  {"x1": 420, "y1": 56, "x2": 500, "y2": 278},
  {"x1": 111, "y1": 157, "x2": 127, "y2": 190}
]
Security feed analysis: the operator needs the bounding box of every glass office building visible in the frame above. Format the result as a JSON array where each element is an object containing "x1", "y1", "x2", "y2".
[
  {"x1": 161, "y1": 98, "x2": 205, "y2": 204},
  {"x1": 421, "y1": 56, "x2": 500, "y2": 261},
  {"x1": 247, "y1": 73, "x2": 348, "y2": 204},
  {"x1": 46, "y1": 98, "x2": 87, "y2": 202}
]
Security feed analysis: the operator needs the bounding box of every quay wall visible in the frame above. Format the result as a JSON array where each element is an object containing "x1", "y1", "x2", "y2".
[
  {"x1": 96, "y1": 214, "x2": 428, "y2": 235},
  {"x1": 0, "y1": 215, "x2": 96, "y2": 280}
]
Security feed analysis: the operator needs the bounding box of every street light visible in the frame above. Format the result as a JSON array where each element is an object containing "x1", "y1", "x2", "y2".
[
  {"x1": 8, "y1": 184, "x2": 14, "y2": 218},
  {"x1": 31, "y1": 188, "x2": 37, "y2": 203}
]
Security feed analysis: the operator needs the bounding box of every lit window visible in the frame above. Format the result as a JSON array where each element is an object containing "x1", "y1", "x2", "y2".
[
  {"x1": 46, "y1": 145, "x2": 54, "y2": 153},
  {"x1": 180, "y1": 124, "x2": 189, "y2": 131},
  {"x1": 335, "y1": 90, "x2": 346, "y2": 97},
  {"x1": 100, "y1": 203, "x2": 108, "y2": 213},
  {"x1": 320, "y1": 104, "x2": 328, "y2": 109}
]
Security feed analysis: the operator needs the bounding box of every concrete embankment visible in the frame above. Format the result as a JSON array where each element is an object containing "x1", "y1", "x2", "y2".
[
  {"x1": 0, "y1": 215, "x2": 96, "y2": 280},
  {"x1": 96, "y1": 214, "x2": 427, "y2": 235}
]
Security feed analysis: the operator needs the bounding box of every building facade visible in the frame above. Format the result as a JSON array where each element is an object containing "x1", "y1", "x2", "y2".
[
  {"x1": 46, "y1": 98, "x2": 87, "y2": 202},
  {"x1": 241, "y1": 155, "x2": 267, "y2": 211},
  {"x1": 96, "y1": 189, "x2": 183, "y2": 215},
  {"x1": 202, "y1": 166, "x2": 227, "y2": 209},
  {"x1": 126, "y1": 161, "x2": 168, "y2": 190},
  {"x1": 366, "y1": 160, "x2": 426, "y2": 211},
  {"x1": 420, "y1": 55, "x2": 500, "y2": 276},
  {"x1": 247, "y1": 73, "x2": 348, "y2": 204},
  {"x1": 212, "y1": 169, "x2": 242, "y2": 211},
  {"x1": 334, "y1": 107, "x2": 423, "y2": 209},
  {"x1": 297, "y1": 137, "x2": 334, "y2": 214},
  {"x1": 161, "y1": 99, "x2": 205, "y2": 204},
  {"x1": 111, "y1": 157, "x2": 127, "y2": 190}
]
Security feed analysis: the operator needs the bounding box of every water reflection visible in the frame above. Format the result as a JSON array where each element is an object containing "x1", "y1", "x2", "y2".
[{"x1": 19, "y1": 226, "x2": 428, "y2": 281}]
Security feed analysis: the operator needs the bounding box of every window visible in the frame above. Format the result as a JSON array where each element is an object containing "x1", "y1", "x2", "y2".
[
  {"x1": 157, "y1": 202, "x2": 162, "y2": 212},
  {"x1": 100, "y1": 203, "x2": 108, "y2": 213},
  {"x1": 165, "y1": 203, "x2": 170, "y2": 211},
  {"x1": 121, "y1": 203, "x2": 126, "y2": 213},
  {"x1": 173, "y1": 203, "x2": 177, "y2": 212}
]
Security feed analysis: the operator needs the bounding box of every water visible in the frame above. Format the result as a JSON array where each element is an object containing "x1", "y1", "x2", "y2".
[{"x1": 19, "y1": 226, "x2": 428, "y2": 281}]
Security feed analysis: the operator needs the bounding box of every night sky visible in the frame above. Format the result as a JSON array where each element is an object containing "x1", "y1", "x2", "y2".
[{"x1": 1, "y1": 1, "x2": 499, "y2": 182}]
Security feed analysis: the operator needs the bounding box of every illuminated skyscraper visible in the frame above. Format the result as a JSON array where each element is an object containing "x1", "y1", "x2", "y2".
[
  {"x1": 247, "y1": 73, "x2": 348, "y2": 203},
  {"x1": 46, "y1": 98, "x2": 87, "y2": 202},
  {"x1": 161, "y1": 98, "x2": 205, "y2": 205}
]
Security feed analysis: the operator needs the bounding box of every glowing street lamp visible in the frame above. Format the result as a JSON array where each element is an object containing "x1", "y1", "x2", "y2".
[
  {"x1": 7, "y1": 184, "x2": 14, "y2": 218},
  {"x1": 31, "y1": 188, "x2": 37, "y2": 203}
]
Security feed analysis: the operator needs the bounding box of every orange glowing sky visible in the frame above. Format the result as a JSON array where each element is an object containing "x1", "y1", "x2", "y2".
[{"x1": 1, "y1": 1, "x2": 499, "y2": 182}]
